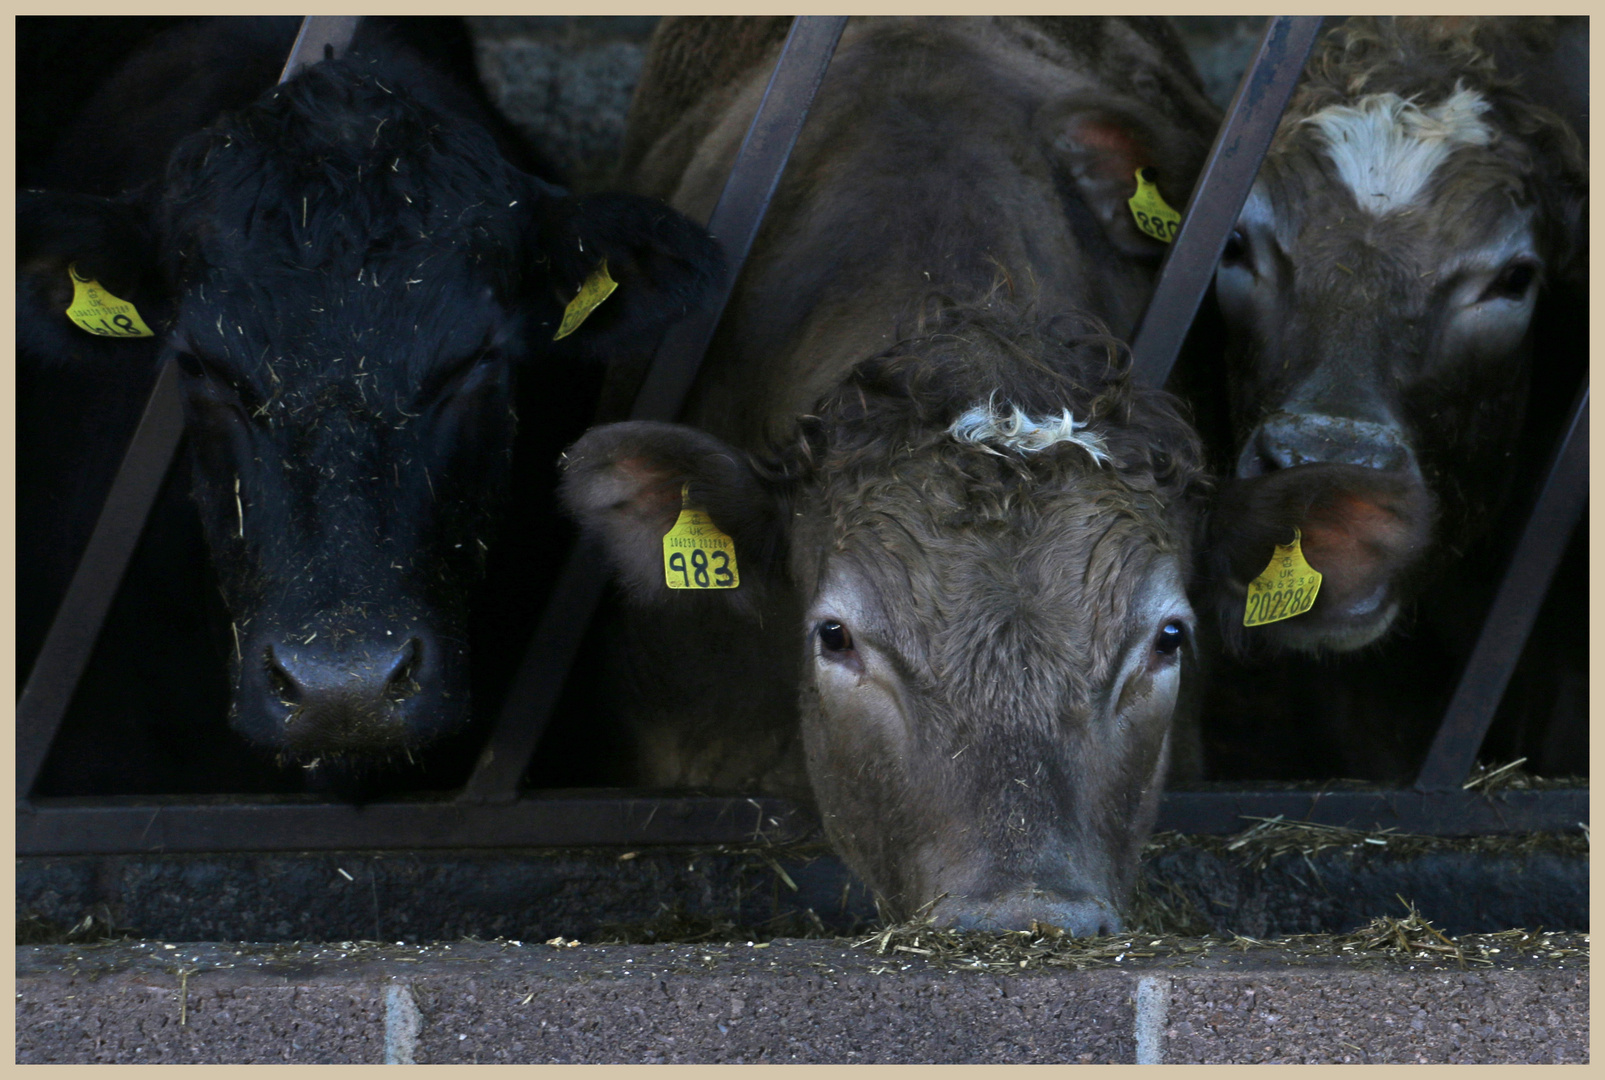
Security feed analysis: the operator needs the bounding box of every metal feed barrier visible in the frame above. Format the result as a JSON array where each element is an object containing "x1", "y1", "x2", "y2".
[{"x1": 16, "y1": 16, "x2": 1588, "y2": 856}]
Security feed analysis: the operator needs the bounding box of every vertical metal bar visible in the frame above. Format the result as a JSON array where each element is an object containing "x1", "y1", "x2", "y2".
[
  {"x1": 458, "y1": 16, "x2": 849, "y2": 803},
  {"x1": 16, "y1": 360, "x2": 185, "y2": 797},
  {"x1": 1414, "y1": 382, "x2": 1589, "y2": 791},
  {"x1": 1128, "y1": 15, "x2": 1325, "y2": 389},
  {"x1": 278, "y1": 16, "x2": 363, "y2": 83},
  {"x1": 17, "y1": 17, "x2": 366, "y2": 800}
]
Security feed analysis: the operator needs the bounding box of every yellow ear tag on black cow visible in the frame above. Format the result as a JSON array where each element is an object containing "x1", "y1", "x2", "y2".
[
  {"x1": 1127, "y1": 168, "x2": 1181, "y2": 244},
  {"x1": 65, "y1": 263, "x2": 155, "y2": 338},
  {"x1": 1243, "y1": 528, "x2": 1323, "y2": 627},
  {"x1": 662, "y1": 484, "x2": 739, "y2": 590},
  {"x1": 552, "y1": 259, "x2": 618, "y2": 341}
]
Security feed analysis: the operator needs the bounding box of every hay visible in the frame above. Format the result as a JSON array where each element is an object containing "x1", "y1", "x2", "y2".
[{"x1": 849, "y1": 895, "x2": 1588, "y2": 973}]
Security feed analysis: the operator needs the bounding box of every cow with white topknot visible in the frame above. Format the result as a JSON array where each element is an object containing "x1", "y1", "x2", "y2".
[
  {"x1": 1193, "y1": 16, "x2": 1587, "y2": 780},
  {"x1": 562, "y1": 16, "x2": 1222, "y2": 934}
]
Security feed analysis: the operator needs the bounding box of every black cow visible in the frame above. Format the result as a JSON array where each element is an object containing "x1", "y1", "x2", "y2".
[{"x1": 17, "y1": 17, "x2": 722, "y2": 793}]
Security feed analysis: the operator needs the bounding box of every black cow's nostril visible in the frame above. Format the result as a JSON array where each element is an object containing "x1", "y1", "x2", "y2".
[
  {"x1": 265, "y1": 646, "x2": 299, "y2": 703},
  {"x1": 384, "y1": 638, "x2": 423, "y2": 700}
]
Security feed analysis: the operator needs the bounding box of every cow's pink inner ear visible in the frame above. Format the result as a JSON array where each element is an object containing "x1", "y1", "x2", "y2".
[
  {"x1": 1298, "y1": 493, "x2": 1419, "y2": 607},
  {"x1": 1067, "y1": 118, "x2": 1148, "y2": 181},
  {"x1": 613, "y1": 456, "x2": 683, "y2": 532}
]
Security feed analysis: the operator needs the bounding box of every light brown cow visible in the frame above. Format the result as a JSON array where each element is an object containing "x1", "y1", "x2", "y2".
[{"x1": 564, "y1": 17, "x2": 1219, "y2": 933}]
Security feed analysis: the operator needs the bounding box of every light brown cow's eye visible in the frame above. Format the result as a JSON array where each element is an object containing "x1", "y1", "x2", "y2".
[
  {"x1": 818, "y1": 621, "x2": 854, "y2": 653},
  {"x1": 1153, "y1": 620, "x2": 1187, "y2": 657}
]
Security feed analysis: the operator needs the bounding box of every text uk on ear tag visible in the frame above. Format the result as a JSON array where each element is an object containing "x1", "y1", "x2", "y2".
[
  {"x1": 65, "y1": 263, "x2": 155, "y2": 338},
  {"x1": 1127, "y1": 168, "x2": 1182, "y2": 244},
  {"x1": 552, "y1": 258, "x2": 618, "y2": 340},
  {"x1": 662, "y1": 484, "x2": 739, "y2": 589},
  {"x1": 1243, "y1": 528, "x2": 1323, "y2": 627}
]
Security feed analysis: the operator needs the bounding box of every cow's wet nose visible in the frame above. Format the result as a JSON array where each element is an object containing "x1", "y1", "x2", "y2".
[
  {"x1": 1239, "y1": 410, "x2": 1415, "y2": 478},
  {"x1": 937, "y1": 892, "x2": 1123, "y2": 938},
  {"x1": 263, "y1": 635, "x2": 427, "y2": 747}
]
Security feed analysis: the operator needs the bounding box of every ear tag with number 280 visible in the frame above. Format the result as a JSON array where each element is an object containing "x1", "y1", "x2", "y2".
[
  {"x1": 65, "y1": 263, "x2": 155, "y2": 338},
  {"x1": 662, "y1": 484, "x2": 739, "y2": 589},
  {"x1": 1127, "y1": 168, "x2": 1182, "y2": 244},
  {"x1": 552, "y1": 258, "x2": 618, "y2": 340},
  {"x1": 1243, "y1": 528, "x2": 1323, "y2": 627}
]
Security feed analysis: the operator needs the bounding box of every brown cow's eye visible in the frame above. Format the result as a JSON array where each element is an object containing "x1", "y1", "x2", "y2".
[
  {"x1": 1154, "y1": 620, "x2": 1187, "y2": 657},
  {"x1": 1481, "y1": 259, "x2": 1538, "y2": 302},
  {"x1": 818, "y1": 621, "x2": 854, "y2": 653},
  {"x1": 1221, "y1": 227, "x2": 1248, "y2": 267}
]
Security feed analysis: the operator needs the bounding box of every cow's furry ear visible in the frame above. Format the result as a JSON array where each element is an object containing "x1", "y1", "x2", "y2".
[
  {"x1": 559, "y1": 421, "x2": 788, "y2": 615},
  {"x1": 532, "y1": 190, "x2": 727, "y2": 363},
  {"x1": 16, "y1": 188, "x2": 168, "y2": 365},
  {"x1": 1036, "y1": 97, "x2": 1215, "y2": 258}
]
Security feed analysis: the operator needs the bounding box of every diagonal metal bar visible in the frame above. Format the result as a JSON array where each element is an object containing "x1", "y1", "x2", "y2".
[
  {"x1": 278, "y1": 15, "x2": 363, "y2": 83},
  {"x1": 1129, "y1": 15, "x2": 1325, "y2": 389},
  {"x1": 458, "y1": 16, "x2": 849, "y2": 803},
  {"x1": 16, "y1": 360, "x2": 185, "y2": 797},
  {"x1": 1414, "y1": 381, "x2": 1590, "y2": 791},
  {"x1": 17, "y1": 17, "x2": 364, "y2": 801}
]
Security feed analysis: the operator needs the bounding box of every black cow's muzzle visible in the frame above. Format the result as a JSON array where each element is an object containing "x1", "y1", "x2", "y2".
[
  {"x1": 231, "y1": 620, "x2": 469, "y2": 761},
  {"x1": 1237, "y1": 410, "x2": 1416, "y2": 478}
]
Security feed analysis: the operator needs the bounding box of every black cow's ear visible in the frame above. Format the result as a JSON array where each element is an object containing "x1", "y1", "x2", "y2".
[
  {"x1": 16, "y1": 189, "x2": 166, "y2": 362},
  {"x1": 1037, "y1": 98, "x2": 1213, "y2": 257},
  {"x1": 559, "y1": 421, "x2": 787, "y2": 616},
  {"x1": 532, "y1": 191, "x2": 726, "y2": 361}
]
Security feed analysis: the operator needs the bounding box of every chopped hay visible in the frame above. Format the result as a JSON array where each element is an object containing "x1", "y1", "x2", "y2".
[{"x1": 849, "y1": 895, "x2": 1588, "y2": 974}]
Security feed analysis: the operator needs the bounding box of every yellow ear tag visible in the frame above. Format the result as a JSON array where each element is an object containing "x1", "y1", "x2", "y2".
[
  {"x1": 1127, "y1": 168, "x2": 1182, "y2": 244},
  {"x1": 552, "y1": 258, "x2": 618, "y2": 340},
  {"x1": 1243, "y1": 528, "x2": 1323, "y2": 627},
  {"x1": 662, "y1": 484, "x2": 739, "y2": 590},
  {"x1": 65, "y1": 263, "x2": 155, "y2": 338}
]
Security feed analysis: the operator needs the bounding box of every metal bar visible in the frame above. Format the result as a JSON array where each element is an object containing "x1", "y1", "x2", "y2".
[
  {"x1": 18, "y1": 793, "x2": 815, "y2": 856},
  {"x1": 458, "y1": 16, "x2": 848, "y2": 803},
  {"x1": 1128, "y1": 15, "x2": 1325, "y2": 388},
  {"x1": 278, "y1": 15, "x2": 363, "y2": 83},
  {"x1": 17, "y1": 786, "x2": 1585, "y2": 855},
  {"x1": 1155, "y1": 787, "x2": 1587, "y2": 836},
  {"x1": 16, "y1": 360, "x2": 185, "y2": 798},
  {"x1": 1414, "y1": 383, "x2": 1590, "y2": 791},
  {"x1": 17, "y1": 16, "x2": 366, "y2": 799}
]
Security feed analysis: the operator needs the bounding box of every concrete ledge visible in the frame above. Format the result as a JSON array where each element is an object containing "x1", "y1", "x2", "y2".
[{"x1": 17, "y1": 939, "x2": 1587, "y2": 1064}]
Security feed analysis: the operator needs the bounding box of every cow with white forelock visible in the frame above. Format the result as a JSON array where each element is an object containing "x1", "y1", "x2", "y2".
[
  {"x1": 1193, "y1": 17, "x2": 1587, "y2": 780},
  {"x1": 563, "y1": 16, "x2": 1219, "y2": 934}
]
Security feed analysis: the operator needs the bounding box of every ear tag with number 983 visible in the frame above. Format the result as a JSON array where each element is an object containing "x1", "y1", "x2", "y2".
[
  {"x1": 65, "y1": 263, "x2": 155, "y2": 338},
  {"x1": 663, "y1": 484, "x2": 739, "y2": 589},
  {"x1": 1243, "y1": 528, "x2": 1322, "y2": 627},
  {"x1": 1127, "y1": 168, "x2": 1181, "y2": 244}
]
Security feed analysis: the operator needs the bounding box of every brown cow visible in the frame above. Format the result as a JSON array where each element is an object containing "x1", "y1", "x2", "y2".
[
  {"x1": 1193, "y1": 17, "x2": 1587, "y2": 779},
  {"x1": 562, "y1": 17, "x2": 1218, "y2": 933}
]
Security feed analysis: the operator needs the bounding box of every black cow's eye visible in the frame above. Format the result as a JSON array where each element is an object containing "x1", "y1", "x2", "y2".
[
  {"x1": 1221, "y1": 227, "x2": 1248, "y2": 267},
  {"x1": 1154, "y1": 620, "x2": 1187, "y2": 657},
  {"x1": 818, "y1": 621, "x2": 854, "y2": 653},
  {"x1": 1481, "y1": 259, "x2": 1538, "y2": 302},
  {"x1": 173, "y1": 350, "x2": 206, "y2": 378},
  {"x1": 415, "y1": 346, "x2": 500, "y2": 406},
  {"x1": 174, "y1": 350, "x2": 258, "y2": 408}
]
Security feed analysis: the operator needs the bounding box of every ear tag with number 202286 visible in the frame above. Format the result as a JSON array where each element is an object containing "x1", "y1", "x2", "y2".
[
  {"x1": 65, "y1": 263, "x2": 154, "y2": 338},
  {"x1": 662, "y1": 484, "x2": 739, "y2": 589},
  {"x1": 1243, "y1": 528, "x2": 1322, "y2": 627},
  {"x1": 1127, "y1": 168, "x2": 1181, "y2": 244}
]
